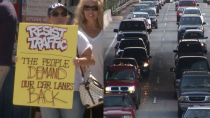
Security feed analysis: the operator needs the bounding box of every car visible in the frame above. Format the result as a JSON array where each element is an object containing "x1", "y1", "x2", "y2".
[
  {"x1": 131, "y1": 4, "x2": 150, "y2": 13},
  {"x1": 176, "y1": 0, "x2": 198, "y2": 22},
  {"x1": 151, "y1": 0, "x2": 160, "y2": 13},
  {"x1": 173, "y1": 39, "x2": 206, "y2": 65},
  {"x1": 177, "y1": 14, "x2": 206, "y2": 42},
  {"x1": 131, "y1": 12, "x2": 151, "y2": 28},
  {"x1": 170, "y1": 56, "x2": 210, "y2": 98},
  {"x1": 121, "y1": 47, "x2": 152, "y2": 76},
  {"x1": 104, "y1": 93, "x2": 136, "y2": 118},
  {"x1": 115, "y1": 38, "x2": 146, "y2": 57},
  {"x1": 182, "y1": 29, "x2": 208, "y2": 52},
  {"x1": 180, "y1": 7, "x2": 205, "y2": 23},
  {"x1": 140, "y1": 9, "x2": 159, "y2": 29},
  {"x1": 113, "y1": 19, "x2": 151, "y2": 52},
  {"x1": 208, "y1": 0, "x2": 210, "y2": 5},
  {"x1": 131, "y1": 17, "x2": 152, "y2": 32},
  {"x1": 177, "y1": 71, "x2": 210, "y2": 117},
  {"x1": 139, "y1": 1, "x2": 157, "y2": 13},
  {"x1": 105, "y1": 64, "x2": 142, "y2": 109},
  {"x1": 182, "y1": 106, "x2": 210, "y2": 118}
]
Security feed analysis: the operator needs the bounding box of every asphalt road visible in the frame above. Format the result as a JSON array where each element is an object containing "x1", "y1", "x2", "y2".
[{"x1": 104, "y1": 2, "x2": 210, "y2": 118}]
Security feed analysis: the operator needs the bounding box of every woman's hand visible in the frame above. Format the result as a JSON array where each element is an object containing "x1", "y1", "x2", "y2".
[
  {"x1": 73, "y1": 57, "x2": 80, "y2": 67},
  {"x1": 15, "y1": 56, "x2": 17, "y2": 63}
]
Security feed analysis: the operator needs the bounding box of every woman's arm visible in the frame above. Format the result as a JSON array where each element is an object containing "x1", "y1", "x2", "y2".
[{"x1": 73, "y1": 47, "x2": 95, "y2": 67}]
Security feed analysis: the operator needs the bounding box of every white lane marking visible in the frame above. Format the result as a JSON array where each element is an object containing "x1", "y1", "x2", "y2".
[
  {"x1": 164, "y1": 30, "x2": 165, "y2": 32},
  {"x1": 104, "y1": 34, "x2": 117, "y2": 60},
  {"x1": 166, "y1": 14, "x2": 167, "y2": 15},
  {"x1": 165, "y1": 23, "x2": 167, "y2": 25},
  {"x1": 205, "y1": 18, "x2": 206, "y2": 19},
  {"x1": 207, "y1": 23, "x2": 209, "y2": 25},
  {"x1": 166, "y1": 18, "x2": 167, "y2": 20},
  {"x1": 153, "y1": 97, "x2": 156, "y2": 104},
  {"x1": 157, "y1": 77, "x2": 160, "y2": 83},
  {"x1": 161, "y1": 48, "x2": 163, "y2": 52},
  {"x1": 163, "y1": 38, "x2": 164, "y2": 41}
]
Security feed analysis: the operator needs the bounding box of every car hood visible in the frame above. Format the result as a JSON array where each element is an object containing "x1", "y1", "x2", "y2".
[
  {"x1": 178, "y1": 52, "x2": 204, "y2": 57},
  {"x1": 181, "y1": 88, "x2": 210, "y2": 95},
  {"x1": 105, "y1": 80, "x2": 135, "y2": 86},
  {"x1": 150, "y1": 16, "x2": 157, "y2": 19},
  {"x1": 104, "y1": 107, "x2": 133, "y2": 115}
]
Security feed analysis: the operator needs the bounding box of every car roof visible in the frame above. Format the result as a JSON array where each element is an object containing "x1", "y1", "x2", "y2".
[
  {"x1": 133, "y1": 12, "x2": 149, "y2": 15},
  {"x1": 179, "y1": 56, "x2": 207, "y2": 59},
  {"x1": 140, "y1": 9, "x2": 155, "y2": 11},
  {"x1": 185, "y1": 29, "x2": 203, "y2": 32},
  {"x1": 121, "y1": 38, "x2": 144, "y2": 41},
  {"x1": 140, "y1": 1, "x2": 154, "y2": 3},
  {"x1": 184, "y1": 7, "x2": 200, "y2": 10},
  {"x1": 124, "y1": 47, "x2": 147, "y2": 50},
  {"x1": 182, "y1": 14, "x2": 200, "y2": 17},
  {"x1": 183, "y1": 71, "x2": 210, "y2": 76},
  {"x1": 121, "y1": 19, "x2": 146, "y2": 22},
  {"x1": 180, "y1": 0, "x2": 196, "y2": 1},
  {"x1": 134, "y1": 4, "x2": 149, "y2": 6},
  {"x1": 187, "y1": 105, "x2": 210, "y2": 110},
  {"x1": 131, "y1": 17, "x2": 147, "y2": 20},
  {"x1": 180, "y1": 39, "x2": 200, "y2": 42}
]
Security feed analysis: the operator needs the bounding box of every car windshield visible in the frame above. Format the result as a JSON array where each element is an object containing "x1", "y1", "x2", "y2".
[
  {"x1": 132, "y1": 14, "x2": 149, "y2": 19},
  {"x1": 177, "y1": 59, "x2": 209, "y2": 71},
  {"x1": 119, "y1": 40, "x2": 145, "y2": 49},
  {"x1": 119, "y1": 21, "x2": 146, "y2": 31},
  {"x1": 106, "y1": 70, "x2": 135, "y2": 80},
  {"x1": 180, "y1": 17, "x2": 202, "y2": 25},
  {"x1": 184, "y1": 9, "x2": 201, "y2": 15},
  {"x1": 184, "y1": 32, "x2": 204, "y2": 39},
  {"x1": 122, "y1": 49, "x2": 147, "y2": 59},
  {"x1": 178, "y1": 42, "x2": 203, "y2": 53},
  {"x1": 184, "y1": 109, "x2": 210, "y2": 117},
  {"x1": 181, "y1": 76, "x2": 210, "y2": 88},
  {"x1": 140, "y1": 10, "x2": 156, "y2": 16},
  {"x1": 133, "y1": 6, "x2": 149, "y2": 12},
  {"x1": 140, "y1": 3, "x2": 155, "y2": 7},
  {"x1": 179, "y1": 1, "x2": 196, "y2": 6},
  {"x1": 104, "y1": 96, "x2": 132, "y2": 107}
]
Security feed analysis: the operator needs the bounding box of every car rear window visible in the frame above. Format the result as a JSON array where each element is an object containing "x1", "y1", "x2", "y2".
[
  {"x1": 178, "y1": 42, "x2": 203, "y2": 53},
  {"x1": 140, "y1": 10, "x2": 155, "y2": 16},
  {"x1": 184, "y1": 32, "x2": 204, "y2": 39},
  {"x1": 132, "y1": 14, "x2": 149, "y2": 19},
  {"x1": 177, "y1": 59, "x2": 209, "y2": 71},
  {"x1": 180, "y1": 17, "x2": 202, "y2": 25},
  {"x1": 119, "y1": 40, "x2": 145, "y2": 49},
  {"x1": 122, "y1": 49, "x2": 147, "y2": 58},
  {"x1": 184, "y1": 9, "x2": 201, "y2": 15},
  {"x1": 133, "y1": 6, "x2": 149, "y2": 12},
  {"x1": 179, "y1": 1, "x2": 196, "y2": 6},
  {"x1": 119, "y1": 21, "x2": 146, "y2": 31}
]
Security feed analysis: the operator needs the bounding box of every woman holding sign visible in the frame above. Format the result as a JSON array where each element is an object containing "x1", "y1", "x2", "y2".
[
  {"x1": 73, "y1": 0, "x2": 103, "y2": 117},
  {"x1": 15, "y1": 2, "x2": 95, "y2": 118}
]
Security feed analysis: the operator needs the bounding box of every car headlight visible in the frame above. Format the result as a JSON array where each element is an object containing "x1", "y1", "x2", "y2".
[
  {"x1": 129, "y1": 86, "x2": 135, "y2": 93},
  {"x1": 178, "y1": 96, "x2": 189, "y2": 102},
  {"x1": 105, "y1": 87, "x2": 111, "y2": 93},
  {"x1": 144, "y1": 62, "x2": 149, "y2": 67},
  {"x1": 179, "y1": 13, "x2": 183, "y2": 16},
  {"x1": 197, "y1": 27, "x2": 203, "y2": 30},
  {"x1": 123, "y1": 115, "x2": 132, "y2": 118},
  {"x1": 201, "y1": 43, "x2": 204, "y2": 46}
]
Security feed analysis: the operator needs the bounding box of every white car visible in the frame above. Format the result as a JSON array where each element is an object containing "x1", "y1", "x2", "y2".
[
  {"x1": 132, "y1": 12, "x2": 151, "y2": 28},
  {"x1": 180, "y1": 7, "x2": 205, "y2": 23}
]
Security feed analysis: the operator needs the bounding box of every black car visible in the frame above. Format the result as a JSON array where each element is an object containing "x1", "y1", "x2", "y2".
[
  {"x1": 170, "y1": 56, "x2": 210, "y2": 98},
  {"x1": 121, "y1": 47, "x2": 152, "y2": 76},
  {"x1": 173, "y1": 39, "x2": 206, "y2": 65},
  {"x1": 177, "y1": 71, "x2": 210, "y2": 117},
  {"x1": 177, "y1": 14, "x2": 206, "y2": 42},
  {"x1": 140, "y1": 9, "x2": 159, "y2": 29},
  {"x1": 182, "y1": 29, "x2": 208, "y2": 52},
  {"x1": 113, "y1": 19, "x2": 151, "y2": 55},
  {"x1": 115, "y1": 38, "x2": 146, "y2": 57}
]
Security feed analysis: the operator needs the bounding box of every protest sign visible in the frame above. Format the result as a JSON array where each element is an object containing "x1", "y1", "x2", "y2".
[{"x1": 13, "y1": 23, "x2": 78, "y2": 109}]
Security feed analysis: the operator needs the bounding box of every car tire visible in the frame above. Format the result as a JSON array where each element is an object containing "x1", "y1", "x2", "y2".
[
  {"x1": 136, "y1": 95, "x2": 139, "y2": 109},
  {"x1": 174, "y1": 90, "x2": 177, "y2": 99},
  {"x1": 155, "y1": 24, "x2": 158, "y2": 29},
  {"x1": 177, "y1": 33, "x2": 180, "y2": 43},
  {"x1": 177, "y1": 17, "x2": 179, "y2": 22},
  {"x1": 178, "y1": 104, "x2": 183, "y2": 117},
  {"x1": 138, "y1": 93, "x2": 141, "y2": 105}
]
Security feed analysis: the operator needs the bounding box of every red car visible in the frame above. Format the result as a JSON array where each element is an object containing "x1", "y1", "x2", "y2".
[
  {"x1": 105, "y1": 64, "x2": 142, "y2": 109},
  {"x1": 207, "y1": 0, "x2": 210, "y2": 4},
  {"x1": 104, "y1": 93, "x2": 136, "y2": 118},
  {"x1": 176, "y1": 0, "x2": 198, "y2": 22}
]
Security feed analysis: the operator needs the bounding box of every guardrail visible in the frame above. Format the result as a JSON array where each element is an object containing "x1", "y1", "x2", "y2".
[
  {"x1": 104, "y1": 9, "x2": 113, "y2": 29},
  {"x1": 113, "y1": 0, "x2": 138, "y2": 14}
]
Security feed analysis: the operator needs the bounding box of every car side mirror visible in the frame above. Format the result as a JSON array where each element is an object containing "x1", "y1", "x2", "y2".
[
  {"x1": 156, "y1": 14, "x2": 159, "y2": 16},
  {"x1": 205, "y1": 37, "x2": 208, "y2": 39},
  {"x1": 197, "y1": 3, "x2": 199, "y2": 6},
  {"x1": 114, "y1": 45, "x2": 118, "y2": 49},
  {"x1": 173, "y1": 50, "x2": 178, "y2": 53},
  {"x1": 113, "y1": 29, "x2": 118, "y2": 33},
  {"x1": 203, "y1": 22, "x2": 206, "y2": 25},
  {"x1": 176, "y1": 22, "x2": 179, "y2": 25},
  {"x1": 147, "y1": 29, "x2": 152, "y2": 33},
  {"x1": 170, "y1": 68, "x2": 175, "y2": 72},
  {"x1": 204, "y1": 50, "x2": 207, "y2": 53}
]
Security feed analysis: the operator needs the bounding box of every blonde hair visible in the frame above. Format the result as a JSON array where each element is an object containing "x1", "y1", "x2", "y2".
[{"x1": 73, "y1": 0, "x2": 103, "y2": 30}]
